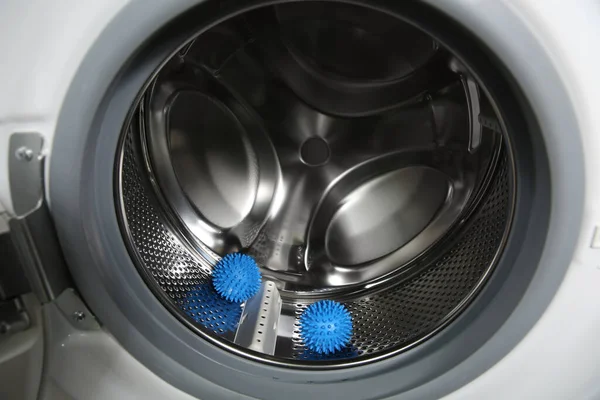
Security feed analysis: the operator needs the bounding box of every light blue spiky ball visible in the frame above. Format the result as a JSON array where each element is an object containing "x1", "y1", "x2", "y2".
[
  {"x1": 212, "y1": 253, "x2": 261, "y2": 303},
  {"x1": 300, "y1": 300, "x2": 353, "y2": 354}
]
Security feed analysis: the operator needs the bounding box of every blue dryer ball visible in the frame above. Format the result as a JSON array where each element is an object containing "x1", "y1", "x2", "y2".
[
  {"x1": 182, "y1": 284, "x2": 242, "y2": 333},
  {"x1": 300, "y1": 300, "x2": 353, "y2": 355},
  {"x1": 212, "y1": 253, "x2": 262, "y2": 303}
]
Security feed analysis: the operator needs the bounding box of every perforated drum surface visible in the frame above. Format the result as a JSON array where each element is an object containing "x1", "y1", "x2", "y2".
[{"x1": 117, "y1": 124, "x2": 512, "y2": 366}]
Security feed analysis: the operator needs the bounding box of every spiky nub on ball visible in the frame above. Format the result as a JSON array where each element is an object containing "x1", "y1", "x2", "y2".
[
  {"x1": 183, "y1": 284, "x2": 242, "y2": 332},
  {"x1": 212, "y1": 253, "x2": 261, "y2": 303},
  {"x1": 300, "y1": 300, "x2": 353, "y2": 355}
]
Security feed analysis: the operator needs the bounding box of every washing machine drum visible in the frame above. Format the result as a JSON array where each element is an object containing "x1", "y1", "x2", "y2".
[
  {"x1": 116, "y1": 1, "x2": 511, "y2": 364},
  {"x1": 49, "y1": 0, "x2": 573, "y2": 398}
]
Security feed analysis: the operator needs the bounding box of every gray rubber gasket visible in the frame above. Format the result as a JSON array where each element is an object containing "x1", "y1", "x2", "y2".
[{"x1": 48, "y1": 0, "x2": 583, "y2": 399}]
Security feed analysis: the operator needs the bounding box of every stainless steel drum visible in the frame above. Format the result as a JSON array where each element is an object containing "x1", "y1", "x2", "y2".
[{"x1": 115, "y1": 2, "x2": 513, "y2": 368}]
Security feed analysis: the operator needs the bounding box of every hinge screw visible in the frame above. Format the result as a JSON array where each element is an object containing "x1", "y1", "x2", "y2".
[
  {"x1": 72, "y1": 311, "x2": 86, "y2": 322},
  {"x1": 15, "y1": 146, "x2": 34, "y2": 162}
]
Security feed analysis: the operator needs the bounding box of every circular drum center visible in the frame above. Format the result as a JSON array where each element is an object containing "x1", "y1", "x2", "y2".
[{"x1": 300, "y1": 137, "x2": 330, "y2": 166}]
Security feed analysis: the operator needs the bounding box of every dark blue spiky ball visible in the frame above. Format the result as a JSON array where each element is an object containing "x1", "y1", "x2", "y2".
[
  {"x1": 212, "y1": 253, "x2": 261, "y2": 303},
  {"x1": 182, "y1": 284, "x2": 242, "y2": 333},
  {"x1": 300, "y1": 300, "x2": 353, "y2": 355}
]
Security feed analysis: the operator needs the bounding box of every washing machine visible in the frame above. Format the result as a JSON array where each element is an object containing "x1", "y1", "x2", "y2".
[{"x1": 0, "y1": 0, "x2": 599, "y2": 399}]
